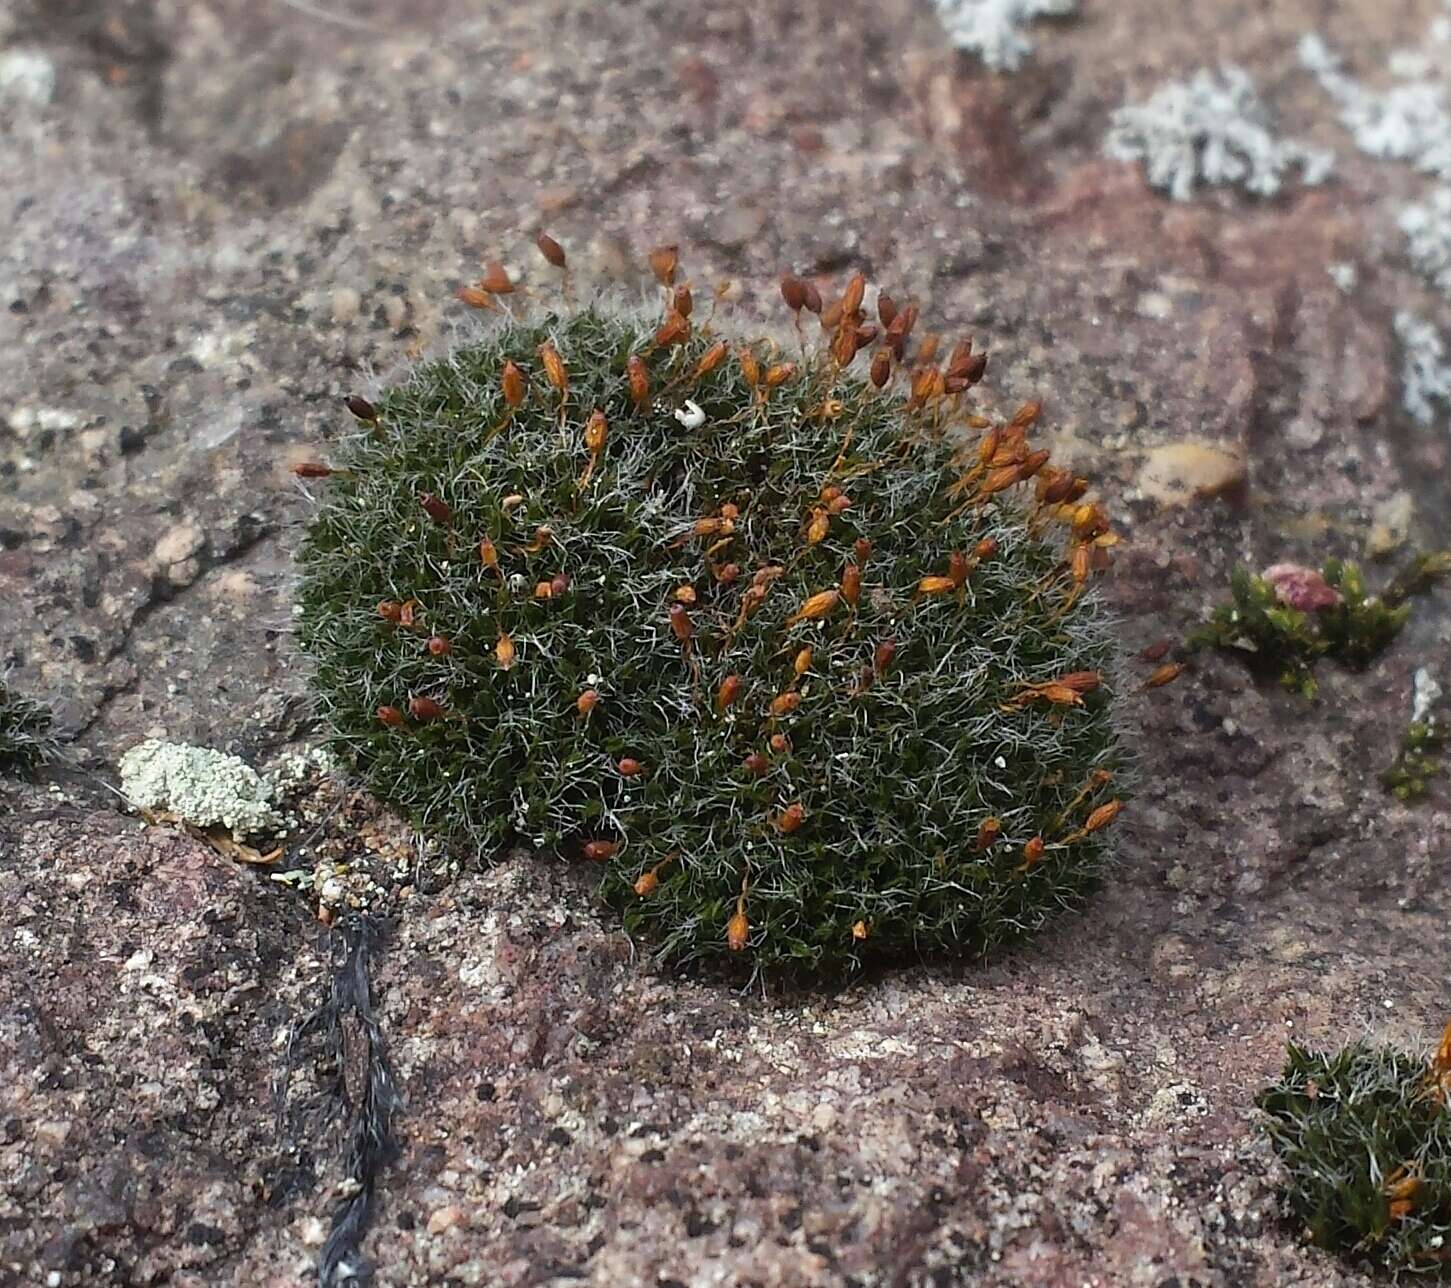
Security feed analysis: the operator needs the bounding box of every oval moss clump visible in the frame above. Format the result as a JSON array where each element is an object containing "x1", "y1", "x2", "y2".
[{"x1": 296, "y1": 272, "x2": 1123, "y2": 977}]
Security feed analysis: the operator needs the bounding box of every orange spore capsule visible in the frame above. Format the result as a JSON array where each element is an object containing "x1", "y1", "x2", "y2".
[
  {"x1": 841, "y1": 563, "x2": 862, "y2": 607},
  {"x1": 694, "y1": 341, "x2": 729, "y2": 378},
  {"x1": 668, "y1": 603, "x2": 693, "y2": 642},
  {"x1": 1084, "y1": 800, "x2": 1121, "y2": 833},
  {"x1": 805, "y1": 508, "x2": 830, "y2": 545},
  {"x1": 949, "y1": 552, "x2": 970, "y2": 589},
  {"x1": 495, "y1": 632, "x2": 517, "y2": 669},
  {"x1": 785, "y1": 589, "x2": 840, "y2": 626},
  {"x1": 427, "y1": 635, "x2": 451, "y2": 656},
  {"x1": 853, "y1": 537, "x2": 872, "y2": 564},
  {"x1": 877, "y1": 292, "x2": 898, "y2": 328},
  {"x1": 648, "y1": 244, "x2": 679, "y2": 286},
  {"x1": 345, "y1": 395, "x2": 378, "y2": 422},
  {"x1": 975, "y1": 817, "x2": 1002, "y2": 850},
  {"x1": 408, "y1": 695, "x2": 448, "y2": 722},
  {"x1": 780, "y1": 273, "x2": 807, "y2": 312},
  {"x1": 533, "y1": 581, "x2": 554, "y2": 600},
  {"x1": 539, "y1": 341, "x2": 567, "y2": 393},
  {"x1": 726, "y1": 900, "x2": 749, "y2": 951},
  {"x1": 583, "y1": 839, "x2": 618, "y2": 861},
  {"x1": 478, "y1": 538, "x2": 500, "y2": 572},
  {"x1": 743, "y1": 752, "x2": 769, "y2": 775},
  {"x1": 420, "y1": 493, "x2": 452, "y2": 525},
  {"x1": 655, "y1": 311, "x2": 690, "y2": 347},
  {"x1": 377, "y1": 705, "x2": 405, "y2": 728},
  {"x1": 765, "y1": 362, "x2": 797, "y2": 388},
  {"x1": 626, "y1": 354, "x2": 650, "y2": 408},
  {"x1": 1145, "y1": 662, "x2": 1185, "y2": 689},
  {"x1": 770, "y1": 691, "x2": 801, "y2": 717},
  {"x1": 738, "y1": 346, "x2": 760, "y2": 387},
  {"x1": 769, "y1": 732, "x2": 790, "y2": 754},
  {"x1": 873, "y1": 639, "x2": 898, "y2": 674},
  {"x1": 1011, "y1": 399, "x2": 1043, "y2": 428},
  {"x1": 776, "y1": 802, "x2": 806, "y2": 834},
  {"x1": 501, "y1": 360, "x2": 526, "y2": 407},
  {"x1": 584, "y1": 409, "x2": 608, "y2": 453},
  {"x1": 576, "y1": 688, "x2": 600, "y2": 717},
  {"x1": 869, "y1": 349, "x2": 892, "y2": 388},
  {"x1": 634, "y1": 870, "x2": 659, "y2": 896},
  {"x1": 801, "y1": 280, "x2": 822, "y2": 314},
  {"x1": 535, "y1": 231, "x2": 567, "y2": 268},
  {"x1": 852, "y1": 920, "x2": 869, "y2": 941},
  {"x1": 377, "y1": 600, "x2": 404, "y2": 624},
  {"x1": 917, "y1": 575, "x2": 957, "y2": 597},
  {"x1": 841, "y1": 272, "x2": 866, "y2": 318},
  {"x1": 793, "y1": 648, "x2": 813, "y2": 678},
  {"x1": 455, "y1": 286, "x2": 497, "y2": 310},
  {"x1": 398, "y1": 600, "x2": 420, "y2": 627},
  {"x1": 291, "y1": 461, "x2": 333, "y2": 478},
  {"x1": 673, "y1": 585, "x2": 697, "y2": 604},
  {"x1": 617, "y1": 758, "x2": 644, "y2": 777},
  {"x1": 1021, "y1": 836, "x2": 1045, "y2": 870},
  {"x1": 716, "y1": 562, "x2": 741, "y2": 584},
  {"x1": 716, "y1": 674, "x2": 744, "y2": 710},
  {"x1": 479, "y1": 261, "x2": 514, "y2": 294},
  {"x1": 975, "y1": 537, "x2": 998, "y2": 560},
  {"x1": 672, "y1": 284, "x2": 693, "y2": 318}
]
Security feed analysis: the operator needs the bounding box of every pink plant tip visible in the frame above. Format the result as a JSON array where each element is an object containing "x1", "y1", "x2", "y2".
[{"x1": 1262, "y1": 563, "x2": 1342, "y2": 612}]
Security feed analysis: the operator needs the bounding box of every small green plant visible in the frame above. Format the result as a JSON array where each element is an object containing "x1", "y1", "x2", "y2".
[
  {"x1": 1190, "y1": 556, "x2": 1448, "y2": 698},
  {"x1": 1383, "y1": 668, "x2": 1445, "y2": 804},
  {"x1": 1258, "y1": 1024, "x2": 1451, "y2": 1275},
  {"x1": 0, "y1": 678, "x2": 56, "y2": 778},
  {"x1": 295, "y1": 246, "x2": 1124, "y2": 977}
]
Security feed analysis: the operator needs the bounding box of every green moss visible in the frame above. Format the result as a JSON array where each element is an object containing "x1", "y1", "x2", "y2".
[
  {"x1": 296, "y1": 301, "x2": 1123, "y2": 977},
  {"x1": 0, "y1": 678, "x2": 55, "y2": 779},
  {"x1": 1189, "y1": 556, "x2": 1448, "y2": 699},
  {"x1": 1382, "y1": 721, "x2": 1445, "y2": 803},
  {"x1": 1258, "y1": 1031, "x2": 1451, "y2": 1274}
]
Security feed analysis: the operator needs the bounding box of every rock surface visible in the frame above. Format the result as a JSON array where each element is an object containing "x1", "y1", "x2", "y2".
[{"x1": 2, "y1": 0, "x2": 1449, "y2": 1285}]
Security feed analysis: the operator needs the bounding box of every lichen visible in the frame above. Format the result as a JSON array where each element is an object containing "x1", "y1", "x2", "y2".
[
  {"x1": 1104, "y1": 66, "x2": 1332, "y2": 202},
  {"x1": 117, "y1": 738, "x2": 323, "y2": 840},
  {"x1": 1299, "y1": 31, "x2": 1451, "y2": 179},
  {"x1": 931, "y1": 0, "x2": 1078, "y2": 73},
  {"x1": 1402, "y1": 187, "x2": 1451, "y2": 296},
  {"x1": 1394, "y1": 311, "x2": 1451, "y2": 428}
]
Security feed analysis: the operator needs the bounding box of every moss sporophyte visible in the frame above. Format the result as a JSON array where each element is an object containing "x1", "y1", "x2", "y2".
[
  {"x1": 294, "y1": 242, "x2": 1125, "y2": 977},
  {"x1": 1259, "y1": 1019, "x2": 1451, "y2": 1274}
]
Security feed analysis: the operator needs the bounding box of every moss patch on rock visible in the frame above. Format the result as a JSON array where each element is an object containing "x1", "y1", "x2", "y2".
[
  {"x1": 296, "y1": 288, "x2": 1123, "y2": 977},
  {"x1": 1258, "y1": 1026, "x2": 1451, "y2": 1274}
]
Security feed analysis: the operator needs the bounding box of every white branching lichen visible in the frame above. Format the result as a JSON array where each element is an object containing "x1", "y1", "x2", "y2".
[
  {"x1": 1401, "y1": 186, "x2": 1451, "y2": 295},
  {"x1": 931, "y1": 0, "x2": 1078, "y2": 73},
  {"x1": 118, "y1": 740, "x2": 333, "y2": 838},
  {"x1": 1393, "y1": 311, "x2": 1451, "y2": 426},
  {"x1": 1299, "y1": 32, "x2": 1451, "y2": 179},
  {"x1": 1412, "y1": 667, "x2": 1443, "y2": 727},
  {"x1": 1104, "y1": 67, "x2": 1333, "y2": 202}
]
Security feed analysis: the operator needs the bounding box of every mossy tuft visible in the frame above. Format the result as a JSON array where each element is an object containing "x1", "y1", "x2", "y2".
[
  {"x1": 1258, "y1": 1025, "x2": 1451, "y2": 1274},
  {"x1": 1191, "y1": 555, "x2": 1449, "y2": 699},
  {"x1": 0, "y1": 678, "x2": 56, "y2": 779},
  {"x1": 295, "y1": 259, "x2": 1124, "y2": 977}
]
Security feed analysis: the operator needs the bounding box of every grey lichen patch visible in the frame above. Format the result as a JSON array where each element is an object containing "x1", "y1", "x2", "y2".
[
  {"x1": 118, "y1": 739, "x2": 335, "y2": 840},
  {"x1": 1401, "y1": 186, "x2": 1451, "y2": 296},
  {"x1": 1299, "y1": 30, "x2": 1451, "y2": 179},
  {"x1": 1104, "y1": 66, "x2": 1332, "y2": 202},
  {"x1": 930, "y1": 0, "x2": 1078, "y2": 73},
  {"x1": 1394, "y1": 311, "x2": 1451, "y2": 427}
]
